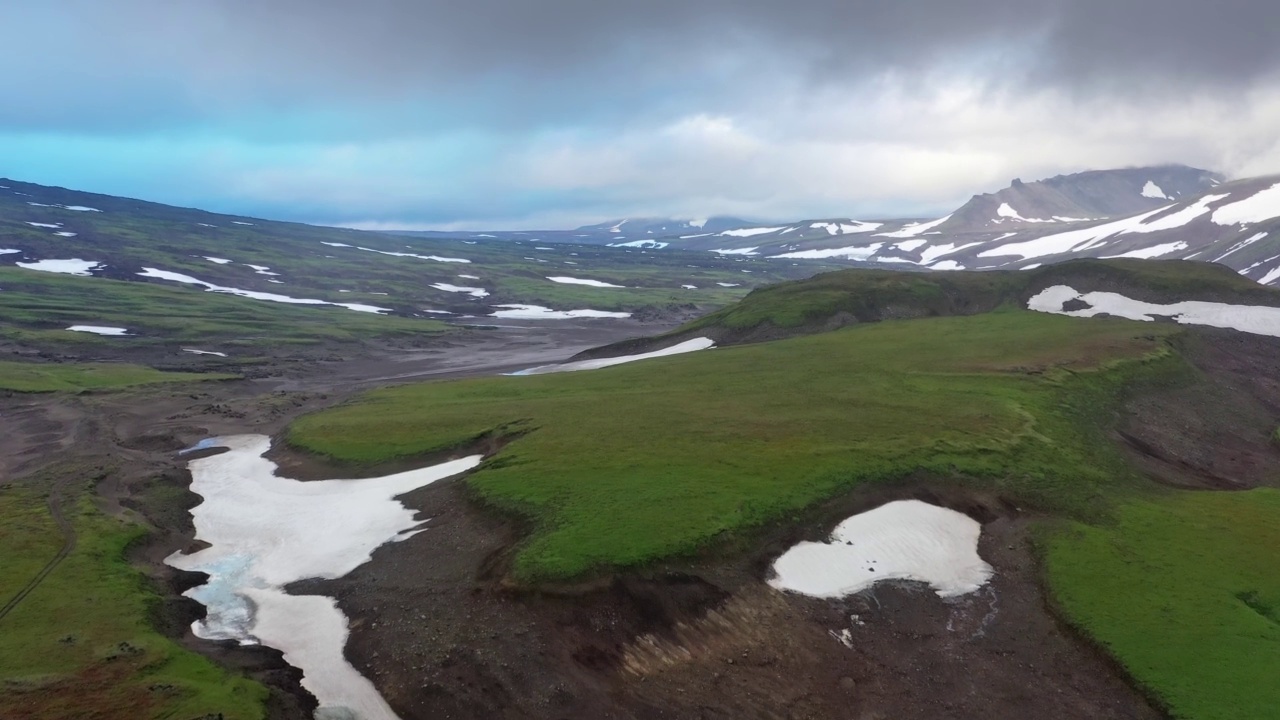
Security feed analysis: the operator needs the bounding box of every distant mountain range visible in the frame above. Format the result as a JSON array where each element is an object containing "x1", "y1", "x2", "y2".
[
  {"x1": 392, "y1": 164, "x2": 1280, "y2": 285},
  {"x1": 5, "y1": 164, "x2": 1280, "y2": 295}
]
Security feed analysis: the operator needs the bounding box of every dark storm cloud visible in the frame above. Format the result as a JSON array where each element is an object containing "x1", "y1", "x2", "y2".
[{"x1": 3, "y1": 0, "x2": 1277, "y2": 134}]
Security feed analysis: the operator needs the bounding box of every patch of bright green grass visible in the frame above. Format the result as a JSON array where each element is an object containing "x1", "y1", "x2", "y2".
[
  {"x1": 0, "y1": 360, "x2": 234, "y2": 392},
  {"x1": 1043, "y1": 489, "x2": 1280, "y2": 720},
  {"x1": 290, "y1": 310, "x2": 1175, "y2": 581},
  {"x1": 0, "y1": 488, "x2": 268, "y2": 719},
  {"x1": 677, "y1": 258, "x2": 1279, "y2": 339},
  {"x1": 0, "y1": 268, "x2": 447, "y2": 346}
]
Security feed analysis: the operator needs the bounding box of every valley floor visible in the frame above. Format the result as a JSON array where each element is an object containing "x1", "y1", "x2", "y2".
[{"x1": 3, "y1": 308, "x2": 1278, "y2": 720}]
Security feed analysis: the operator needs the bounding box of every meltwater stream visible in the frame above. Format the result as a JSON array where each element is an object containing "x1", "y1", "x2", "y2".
[{"x1": 166, "y1": 435, "x2": 481, "y2": 720}]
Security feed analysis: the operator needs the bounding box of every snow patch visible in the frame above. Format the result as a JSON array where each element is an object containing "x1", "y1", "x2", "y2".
[
  {"x1": 810, "y1": 221, "x2": 881, "y2": 235},
  {"x1": 709, "y1": 247, "x2": 759, "y2": 256},
  {"x1": 1211, "y1": 182, "x2": 1280, "y2": 225},
  {"x1": 1028, "y1": 285, "x2": 1280, "y2": 336},
  {"x1": 996, "y1": 203, "x2": 1053, "y2": 223},
  {"x1": 204, "y1": 257, "x2": 233, "y2": 265},
  {"x1": 510, "y1": 337, "x2": 714, "y2": 375},
  {"x1": 138, "y1": 268, "x2": 392, "y2": 313},
  {"x1": 1213, "y1": 232, "x2": 1269, "y2": 262},
  {"x1": 772, "y1": 243, "x2": 883, "y2": 261},
  {"x1": 979, "y1": 195, "x2": 1228, "y2": 261},
  {"x1": 769, "y1": 500, "x2": 992, "y2": 599},
  {"x1": 1141, "y1": 181, "x2": 1170, "y2": 200},
  {"x1": 718, "y1": 226, "x2": 786, "y2": 238},
  {"x1": 1100, "y1": 240, "x2": 1189, "y2": 259},
  {"x1": 67, "y1": 325, "x2": 129, "y2": 336},
  {"x1": 874, "y1": 215, "x2": 952, "y2": 239},
  {"x1": 17, "y1": 259, "x2": 102, "y2": 275},
  {"x1": 26, "y1": 222, "x2": 62, "y2": 229},
  {"x1": 184, "y1": 349, "x2": 228, "y2": 357},
  {"x1": 431, "y1": 283, "x2": 489, "y2": 298},
  {"x1": 546, "y1": 276, "x2": 625, "y2": 288},
  {"x1": 609, "y1": 240, "x2": 669, "y2": 249},
  {"x1": 489, "y1": 304, "x2": 630, "y2": 319},
  {"x1": 167, "y1": 435, "x2": 481, "y2": 720}
]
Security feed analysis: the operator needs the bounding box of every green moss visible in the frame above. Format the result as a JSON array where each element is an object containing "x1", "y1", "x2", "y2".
[
  {"x1": 0, "y1": 488, "x2": 268, "y2": 719},
  {"x1": 1043, "y1": 490, "x2": 1280, "y2": 720},
  {"x1": 0, "y1": 359, "x2": 234, "y2": 392},
  {"x1": 291, "y1": 310, "x2": 1176, "y2": 581}
]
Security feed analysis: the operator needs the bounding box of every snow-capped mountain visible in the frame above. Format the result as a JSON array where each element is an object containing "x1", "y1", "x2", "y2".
[
  {"x1": 388, "y1": 165, "x2": 1280, "y2": 286},
  {"x1": 397, "y1": 216, "x2": 760, "y2": 246},
  {"x1": 936, "y1": 165, "x2": 1223, "y2": 233},
  {"x1": 739, "y1": 173, "x2": 1280, "y2": 284}
]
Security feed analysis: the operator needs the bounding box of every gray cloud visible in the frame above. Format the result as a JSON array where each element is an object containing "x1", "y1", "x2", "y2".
[
  {"x1": 2, "y1": 1, "x2": 1278, "y2": 227},
  {"x1": 4, "y1": 0, "x2": 1278, "y2": 134}
]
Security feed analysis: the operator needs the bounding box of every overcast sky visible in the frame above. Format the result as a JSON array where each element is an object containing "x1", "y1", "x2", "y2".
[{"x1": 2, "y1": 1, "x2": 1278, "y2": 229}]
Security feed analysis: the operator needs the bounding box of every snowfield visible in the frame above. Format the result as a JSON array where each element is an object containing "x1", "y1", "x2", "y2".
[
  {"x1": 875, "y1": 215, "x2": 952, "y2": 239},
  {"x1": 1100, "y1": 240, "x2": 1189, "y2": 259},
  {"x1": 1211, "y1": 181, "x2": 1280, "y2": 225},
  {"x1": 1028, "y1": 285, "x2": 1280, "y2": 337},
  {"x1": 16, "y1": 259, "x2": 103, "y2": 275},
  {"x1": 138, "y1": 267, "x2": 391, "y2": 313},
  {"x1": 510, "y1": 337, "x2": 715, "y2": 375},
  {"x1": 1142, "y1": 181, "x2": 1170, "y2": 200},
  {"x1": 809, "y1": 221, "x2": 882, "y2": 235},
  {"x1": 67, "y1": 325, "x2": 129, "y2": 336},
  {"x1": 546, "y1": 276, "x2": 625, "y2": 288},
  {"x1": 489, "y1": 304, "x2": 631, "y2": 319},
  {"x1": 772, "y1": 243, "x2": 883, "y2": 261},
  {"x1": 167, "y1": 434, "x2": 482, "y2": 720},
  {"x1": 430, "y1": 282, "x2": 489, "y2": 298},
  {"x1": 769, "y1": 500, "x2": 993, "y2": 598},
  {"x1": 718, "y1": 226, "x2": 786, "y2": 238},
  {"x1": 978, "y1": 195, "x2": 1227, "y2": 261}
]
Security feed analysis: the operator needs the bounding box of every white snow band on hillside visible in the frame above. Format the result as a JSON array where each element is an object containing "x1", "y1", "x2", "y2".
[
  {"x1": 996, "y1": 203, "x2": 1053, "y2": 223},
  {"x1": 545, "y1": 276, "x2": 625, "y2": 288},
  {"x1": 17, "y1": 259, "x2": 102, "y2": 275},
  {"x1": 875, "y1": 215, "x2": 952, "y2": 239},
  {"x1": 979, "y1": 195, "x2": 1228, "y2": 261},
  {"x1": 769, "y1": 500, "x2": 993, "y2": 598},
  {"x1": 508, "y1": 337, "x2": 714, "y2": 375},
  {"x1": 771, "y1": 243, "x2": 883, "y2": 260},
  {"x1": 1028, "y1": 285, "x2": 1280, "y2": 337},
  {"x1": 139, "y1": 267, "x2": 391, "y2": 313},
  {"x1": 489, "y1": 304, "x2": 630, "y2": 319},
  {"x1": 1211, "y1": 181, "x2": 1280, "y2": 225}
]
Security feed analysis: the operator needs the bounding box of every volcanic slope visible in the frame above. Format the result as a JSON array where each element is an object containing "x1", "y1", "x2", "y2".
[
  {"x1": 0, "y1": 178, "x2": 813, "y2": 360},
  {"x1": 291, "y1": 259, "x2": 1280, "y2": 719},
  {"x1": 417, "y1": 165, "x2": 1280, "y2": 292}
]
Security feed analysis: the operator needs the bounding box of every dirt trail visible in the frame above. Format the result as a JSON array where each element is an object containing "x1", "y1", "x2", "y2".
[{"x1": 0, "y1": 475, "x2": 77, "y2": 623}]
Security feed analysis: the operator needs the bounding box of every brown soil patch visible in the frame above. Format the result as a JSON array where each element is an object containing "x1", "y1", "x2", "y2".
[{"x1": 1118, "y1": 328, "x2": 1280, "y2": 490}]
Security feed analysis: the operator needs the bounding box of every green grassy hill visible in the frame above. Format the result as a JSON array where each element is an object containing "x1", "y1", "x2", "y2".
[
  {"x1": 289, "y1": 260, "x2": 1280, "y2": 718},
  {"x1": 0, "y1": 178, "x2": 822, "y2": 357}
]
